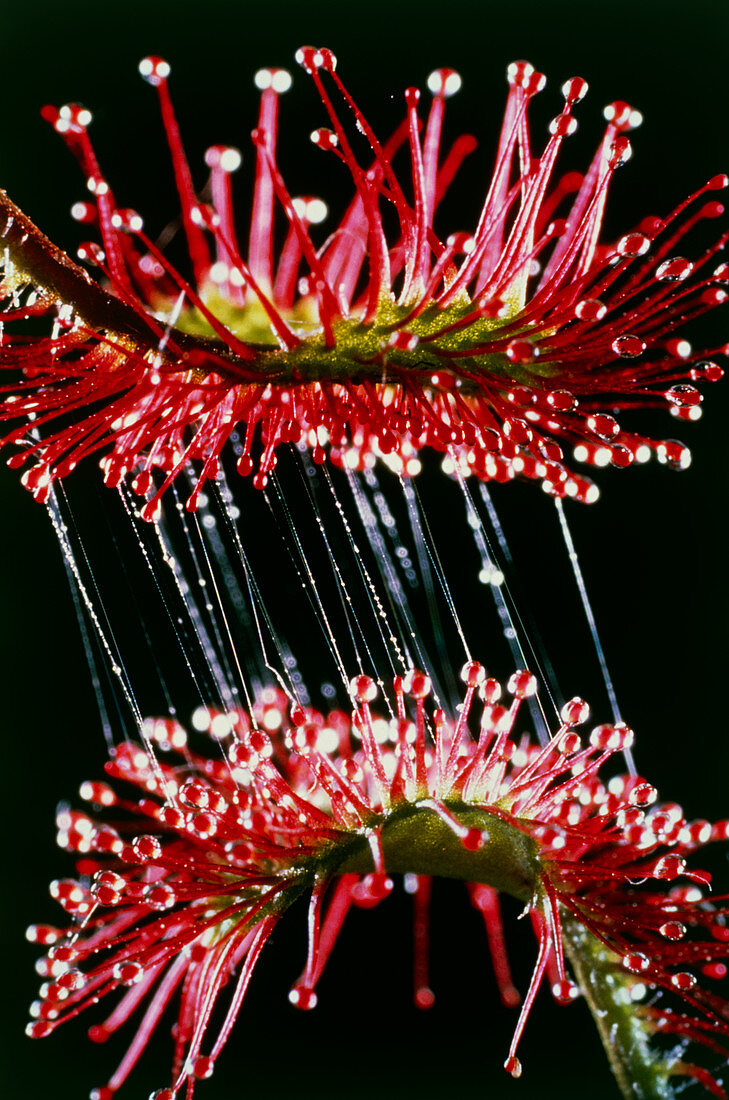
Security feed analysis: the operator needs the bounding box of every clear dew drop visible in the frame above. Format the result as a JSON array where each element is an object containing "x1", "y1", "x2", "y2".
[
  {"x1": 504, "y1": 1056, "x2": 522, "y2": 1078},
  {"x1": 656, "y1": 257, "x2": 693, "y2": 282},
  {"x1": 622, "y1": 952, "x2": 649, "y2": 973},
  {"x1": 552, "y1": 979, "x2": 580, "y2": 1003},
  {"x1": 574, "y1": 298, "x2": 606, "y2": 321},
  {"x1": 656, "y1": 439, "x2": 691, "y2": 470},
  {"x1": 689, "y1": 359, "x2": 724, "y2": 382},
  {"x1": 616, "y1": 232, "x2": 650, "y2": 257},
  {"x1": 560, "y1": 697, "x2": 590, "y2": 725},
  {"x1": 671, "y1": 971, "x2": 697, "y2": 991},
  {"x1": 611, "y1": 334, "x2": 645, "y2": 358},
  {"x1": 288, "y1": 984, "x2": 318, "y2": 1009},
  {"x1": 665, "y1": 384, "x2": 702, "y2": 408},
  {"x1": 659, "y1": 921, "x2": 687, "y2": 941},
  {"x1": 507, "y1": 670, "x2": 537, "y2": 699},
  {"x1": 112, "y1": 960, "x2": 145, "y2": 986}
]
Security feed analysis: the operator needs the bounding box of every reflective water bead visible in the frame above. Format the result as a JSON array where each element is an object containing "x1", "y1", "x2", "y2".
[
  {"x1": 507, "y1": 385, "x2": 537, "y2": 406},
  {"x1": 113, "y1": 960, "x2": 145, "y2": 986},
  {"x1": 159, "y1": 805, "x2": 185, "y2": 829},
  {"x1": 26, "y1": 925, "x2": 63, "y2": 946},
  {"x1": 194, "y1": 1056, "x2": 215, "y2": 1079},
  {"x1": 616, "y1": 232, "x2": 650, "y2": 256},
  {"x1": 549, "y1": 115, "x2": 578, "y2": 137},
  {"x1": 609, "y1": 723, "x2": 634, "y2": 751},
  {"x1": 295, "y1": 45, "x2": 337, "y2": 73},
  {"x1": 460, "y1": 827, "x2": 487, "y2": 851},
  {"x1": 254, "y1": 66, "x2": 293, "y2": 93},
  {"x1": 502, "y1": 417, "x2": 532, "y2": 444},
  {"x1": 93, "y1": 869, "x2": 125, "y2": 894},
  {"x1": 290, "y1": 703, "x2": 307, "y2": 727},
  {"x1": 552, "y1": 979, "x2": 580, "y2": 1002},
  {"x1": 610, "y1": 444, "x2": 633, "y2": 468},
  {"x1": 587, "y1": 413, "x2": 619, "y2": 439},
  {"x1": 288, "y1": 984, "x2": 318, "y2": 1009},
  {"x1": 616, "y1": 807, "x2": 644, "y2": 828},
  {"x1": 629, "y1": 782, "x2": 657, "y2": 807},
  {"x1": 138, "y1": 56, "x2": 171, "y2": 85},
  {"x1": 560, "y1": 697, "x2": 590, "y2": 725},
  {"x1": 352, "y1": 873, "x2": 393, "y2": 907},
  {"x1": 604, "y1": 100, "x2": 642, "y2": 128},
  {"x1": 507, "y1": 336, "x2": 536, "y2": 363},
  {"x1": 249, "y1": 728, "x2": 273, "y2": 756},
  {"x1": 504, "y1": 1056, "x2": 522, "y2": 1078},
  {"x1": 659, "y1": 921, "x2": 686, "y2": 941},
  {"x1": 671, "y1": 972, "x2": 696, "y2": 991},
  {"x1": 480, "y1": 677, "x2": 502, "y2": 704},
  {"x1": 27, "y1": 1020, "x2": 54, "y2": 1038},
  {"x1": 546, "y1": 389, "x2": 576, "y2": 412},
  {"x1": 427, "y1": 68, "x2": 462, "y2": 97},
  {"x1": 78, "y1": 240, "x2": 105, "y2": 265},
  {"x1": 653, "y1": 855, "x2": 686, "y2": 880},
  {"x1": 482, "y1": 704, "x2": 511, "y2": 733},
  {"x1": 204, "y1": 144, "x2": 242, "y2": 173},
  {"x1": 94, "y1": 882, "x2": 123, "y2": 906},
  {"x1": 79, "y1": 781, "x2": 116, "y2": 806},
  {"x1": 190, "y1": 812, "x2": 217, "y2": 839},
  {"x1": 623, "y1": 952, "x2": 650, "y2": 973},
  {"x1": 179, "y1": 781, "x2": 210, "y2": 810},
  {"x1": 229, "y1": 740, "x2": 256, "y2": 767},
  {"x1": 143, "y1": 883, "x2": 176, "y2": 909},
  {"x1": 666, "y1": 384, "x2": 702, "y2": 408},
  {"x1": 48, "y1": 944, "x2": 76, "y2": 963},
  {"x1": 689, "y1": 359, "x2": 724, "y2": 382},
  {"x1": 56, "y1": 968, "x2": 85, "y2": 991},
  {"x1": 683, "y1": 820, "x2": 712, "y2": 845},
  {"x1": 415, "y1": 986, "x2": 436, "y2": 1009},
  {"x1": 349, "y1": 674, "x2": 378, "y2": 704},
  {"x1": 405, "y1": 670, "x2": 431, "y2": 699},
  {"x1": 461, "y1": 660, "x2": 485, "y2": 687},
  {"x1": 574, "y1": 298, "x2": 606, "y2": 321},
  {"x1": 507, "y1": 670, "x2": 537, "y2": 698},
  {"x1": 656, "y1": 439, "x2": 691, "y2": 470},
  {"x1": 589, "y1": 724, "x2": 618, "y2": 749},
  {"x1": 556, "y1": 731, "x2": 581, "y2": 755},
  {"x1": 131, "y1": 835, "x2": 162, "y2": 861},
  {"x1": 611, "y1": 334, "x2": 645, "y2": 357},
  {"x1": 656, "y1": 257, "x2": 693, "y2": 282},
  {"x1": 562, "y1": 76, "x2": 588, "y2": 103},
  {"x1": 71, "y1": 200, "x2": 96, "y2": 223},
  {"x1": 609, "y1": 134, "x2": 632, "y2": 166}
]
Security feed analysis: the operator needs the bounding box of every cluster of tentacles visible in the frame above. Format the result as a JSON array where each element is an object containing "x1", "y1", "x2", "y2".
[
  {"x1": 0, "y1": 49, "x2": 727, "y2": 518},
  {"x1": 26, "y1": 668, "x2": 729, "y2": 1099}
]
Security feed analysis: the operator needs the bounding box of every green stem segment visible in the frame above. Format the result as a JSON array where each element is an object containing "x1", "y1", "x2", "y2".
[
  {"x1": 562, "y1": 914, "x2": 675, "y2": 1100},
  {"x1": 332, "y1": 804, "x2": 676, "y2": 1098},
  {"x1": 0, "y1": 189, "x2": 555, "y2": 390},
  {"x1": 333, "y1": 802, "x2": 539, "y2": 900},
  {"x1": 228, "y1": 803, "x2": 674, "y2": 1099}
]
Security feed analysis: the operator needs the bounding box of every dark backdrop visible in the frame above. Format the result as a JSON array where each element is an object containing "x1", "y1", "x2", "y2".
[{"x1": 2, "y1": 1, "x2": 728, "y2": 1097}]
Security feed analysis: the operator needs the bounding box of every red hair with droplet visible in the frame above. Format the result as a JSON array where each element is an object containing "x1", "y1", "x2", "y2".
[
  {"x1": 0, "y1": 49, "x2": 726, "y2": 517},
  {"x1": 26, "y1": 667, "x2": 729, "y2": 1098}
]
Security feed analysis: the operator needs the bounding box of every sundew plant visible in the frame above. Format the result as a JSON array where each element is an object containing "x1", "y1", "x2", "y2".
[{"x1": 3, "y1": 43, "x2": 729, "y2": 1100}]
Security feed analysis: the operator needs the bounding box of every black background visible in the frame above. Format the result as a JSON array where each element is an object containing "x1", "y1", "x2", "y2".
[{"x1": 2, "y1": 1, "x2": 729, "y2": 1097}]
